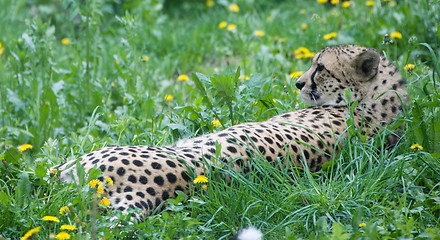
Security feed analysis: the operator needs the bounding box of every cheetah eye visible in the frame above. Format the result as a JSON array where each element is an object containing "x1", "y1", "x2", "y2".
[{"x1": 316, "y1": 63, "x2": 325, "y2": 71}]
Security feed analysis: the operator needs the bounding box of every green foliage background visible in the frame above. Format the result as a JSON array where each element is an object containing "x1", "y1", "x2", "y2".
[{"x1": 0, "y1": 0, "x2": 439, "y2": 239}]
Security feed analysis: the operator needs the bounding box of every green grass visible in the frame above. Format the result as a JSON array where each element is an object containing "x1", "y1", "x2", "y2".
[{"x1": 1, "y1": 0, "x2": 440, "y2": 239}]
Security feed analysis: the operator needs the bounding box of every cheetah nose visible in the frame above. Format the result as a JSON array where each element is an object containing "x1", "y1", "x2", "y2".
[{"x1": 296, "y1": 81, "x2": 305, "y2": 90}]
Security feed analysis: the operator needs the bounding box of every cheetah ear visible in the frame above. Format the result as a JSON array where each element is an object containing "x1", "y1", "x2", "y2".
[{"x1": 353, "y1": 50, "x2": 380, "y2": 81}]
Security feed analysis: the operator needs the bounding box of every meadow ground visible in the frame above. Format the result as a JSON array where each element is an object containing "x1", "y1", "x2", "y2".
[{"x1": 0, "y1": 0, "x2": 440, "y2": 239}]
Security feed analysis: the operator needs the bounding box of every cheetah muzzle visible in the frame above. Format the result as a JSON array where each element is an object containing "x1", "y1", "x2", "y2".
[{"x1": 54, "y1": 45, "x2": 408, "y2": 217}]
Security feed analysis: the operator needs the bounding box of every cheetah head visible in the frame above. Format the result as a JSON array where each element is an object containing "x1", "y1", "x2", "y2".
[{"x1": 296, "y1": 45, "x2": 380, "y2": 106}]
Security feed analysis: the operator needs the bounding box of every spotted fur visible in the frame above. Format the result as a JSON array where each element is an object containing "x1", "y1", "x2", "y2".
[{"x1": 54, "y1": 45, "x2": 408, "y2": 216}]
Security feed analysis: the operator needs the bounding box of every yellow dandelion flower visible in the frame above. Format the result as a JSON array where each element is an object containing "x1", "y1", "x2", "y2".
[
  {"x1": 164, "y1": 95, "x2": 174, "y2": 101},
  {"x1": 342, "y1": 1, "x2": 351, "y2": 7},
  {"x1": 61, "y1": 38, "x2": 70, "y2": 45},
  {"x1": 59, "y1": 206, "x2": 70, "y2": 215},
  {"x1": 206, "y1": 0, "x2": 214, "y2": 7},
  {"x1": 301, "y1": 23, "x2": 307, "y2": 31},
  {"x1": 99, "y1": 197, "x2": 111, "y2": 206},
  {"x1": 18, "y1": 144, "x2": 33, "y2": 152},
  {"x1": 142, "y1": 56, "x2": 150, "y2": 62},
  {"x1": 88, "y1": 179, "x2": 102, "y2": 188},
  {"x1": 227, "y1": 24, "x2": 236, "y2": 31},
  {"x1": 290, "y1": 71, "x2": 303, "y2": 78},
  {"x1": 194, "y1": 175, "x2": 208, "y2": 184},
  {"x1": 60, "y1": 225, "x2": 77, "y2": 231},
  {"x1": 359, "y1": 222, "x2": 367, "y2": 227},
  {"x1": 239, "y1": 75, "x2": 250, "y2": 80},
  {"x1": 366, "y1": 1, "x2": 374, "y2": 6},
  {"x1": 97, "y1": 186, "x2": 104, "y2": 196},
  {"x1": 56, "y1": 231, "x2": 71, "y2": 240},
  {"x1": 212, "y1": 119, "x2": 221, "y2": 128},
  {"x1": 228, "y1": 3, "x2": 239, "y2": 12},
  {"x1": 410, "y1": 144, "x2": 423, "y2": 151},
  {"x1": 219, "y1": 21, "x2": 227, "y2": 29},
  {"x1": 390, "y1": 31, "x2": 402, "y2": 39},
  {"x1": 304, "y1": 52, "x2": 315, "y2": 58},
  {"x1": 331, "y1": 0, "x2": 339, "y2": 4},
  {"x1": 254, "y1": 30, "x2": 265, "y2": 37},
  {"x1": 202, "y1": 184, "x2": 208, "y2": 190},
  {"x1": 42, "y1": 216, "x2": 60, "y2": 223},
  {"x1": 177, "y1": 74, "x2": 189, "y2": 82},
  {"x1": 294, "y1": 47, "x2": 315, "y2": 59},
  {"x1": 404, "y1": 64, "x2": 415, "y2": 72},
  {"x1": 323, "y1": 32, "x2": 338, "y2": 40},
  {"x1": 50, "y1": 168, "x2": 58, "y2": 176},
  {"x1": 20, "y1": 226, "x2": 41, "y2": 240},
  {"x1": 105, "y1": 176, "x2": 114, "y2": 186},
  {"x1": 317, "y1": 0, "x2": 327, "y2": 3}
]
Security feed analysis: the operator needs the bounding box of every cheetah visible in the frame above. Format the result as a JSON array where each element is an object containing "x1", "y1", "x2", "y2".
[{"x1": 55, "y1": 45, "x2": 408, "y2": 217}]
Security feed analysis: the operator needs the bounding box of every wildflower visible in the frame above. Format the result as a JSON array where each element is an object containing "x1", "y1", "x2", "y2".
[
  {"x1": 359, "y1": 222, "x2": 367, "y2": 227},
  {"x1": 194, "y1": 175, "x2": 208, "y2": 184},
  {"x1": 164, "y1": 95, "x2": 174, "y2": 101},
  {"x1": 50, "y1": 168, "x2": 58, "y2": 176},
  {"x1": 108, "y1": 113, "x2": 113, "y2": 118},
  {"x1": 61, "y1": 38, "x2": 70, "y2": 45},
  {"x1": 59, "y1": 206, "x2": 70, "y2": 215},
  {"x1": 342, "y1": 1, "x2": 351, "y2": 7},
  {"x1": 218, "y1": 21, "x2": 227, "y2": 29},
  {"x1": 43, "y1": 216, "x2": 60, "y2": 223},
  {"x1": 228, "y1": 3, "x2": 239, "y2": 12},
  {"x1": 99, "y1": 197, "x2": 111, "y2": 206},
  {"x1": 177, "y1": 74, "x2": 189, "y2": 81},
  {"x1": 366, "y1": 1, "x2": 375, "y2": 6},
  {"x1": 97, "y1": 186, "x2": 104, "y2": 196},
  {"x1": 56, "y1": 231, "x2": 71, "y2": 240},
  {"x1": 301, "y1": 23, "x2": 307, "y2": 31},
  {"x1": 88, "y1": 179, "x2": 102, "y2": 188},
  {"x1": 410, "y1": 144, "x2": 423, "y2": 151},
  {"x1": 60, "y1": 225, "x2": 77, "y2": 231},
  {"x1": 115, "y1": 60, "x2": 120, "y2": 65},
  {"x1": 273, "y1": 98, "x2": 277, "y2": 103},
  {"x1": 331, "y1": 0, "x2": 339, "y2": 4},
  {"x1": 294, "y1": 47, "x2": 315, "y2": 59},
  {"x1": 20, "y1": 226, "x2": 41, "y2": 240},
  {"x1": 227, "y1": 24, "x2": 236, "y2": 31},
  {"x1": 239, "y1": 75, "x2": 250, "y2": 80},
  {"x1": 0, "y1": 42, "x2": 4, "y2": 55},
  {"x1": 390, "y1": 31, "x2": 402, "y2": 39},
  {"x1": 323, "y1": 32, "x2": 338, "y2": 40},
  {"x1": 18, "y1": 144, "x2": 33, "y2": 152},
  {"x1": 141, "y1": 56, "x2": 150, "y2": 62},
  {"x1": 290, "y1": 71, "x2": 303, "y2": 78},
  {"x1": 105, "y1": 176, "x2": 114, "y2": 186},
  {"x1": 317, "y1": 0, "x2": 327, "y2": 3},
  {"x1": 404, "y1": 64, "x2": 415, "y2": 72},
  {"x1": 254, "y1": 30, "x2": 265, "y2": 37},
  {"x1": 206, "y1": 0, "x2": 214, "y2": 7},
  {"x1": 212, "y1": 119, "x2": 221, "y2": 128},
  {"x1": 202, "y1": 184, "x2": 208, "y2": 190}
]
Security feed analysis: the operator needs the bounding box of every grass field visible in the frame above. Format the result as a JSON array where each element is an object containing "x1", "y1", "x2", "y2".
[{"x1": 1, "y1": 0, "x2": 440, "y2": 239}]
